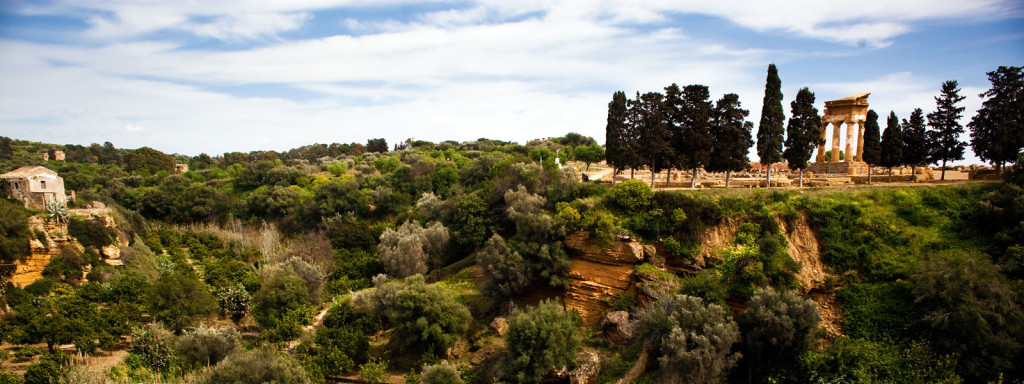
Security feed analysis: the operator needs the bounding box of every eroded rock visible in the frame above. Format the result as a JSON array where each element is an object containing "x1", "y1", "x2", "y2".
[
  {"x1": 601, "y1": 311, "x2": 636, "y2": 347},
  {"x1": 489, "y1": 317, "x2": 509, "y2": 336},
  {"x1": 570, "y1": 348, "x2": 600, "y2": 384}
]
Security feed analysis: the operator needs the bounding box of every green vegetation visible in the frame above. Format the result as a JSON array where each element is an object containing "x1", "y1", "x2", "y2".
[{"x1": 0, "y1": 131, "x2": 1020, "y2": 384}]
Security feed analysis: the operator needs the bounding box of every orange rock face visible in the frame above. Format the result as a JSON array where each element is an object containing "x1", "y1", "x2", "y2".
[{"x1": 563, "y1": 232, "x2": 644, "y2": 324}]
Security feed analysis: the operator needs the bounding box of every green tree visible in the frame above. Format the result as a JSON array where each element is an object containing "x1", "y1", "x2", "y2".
[
  {"x1": 632, "y1": 91, "x2": 674, "y2": 187},
  {"x1": 605, "y1": 91, "x2": 634, "y2": 183},
  {"x1": 252, "y1": 267, "x2": 314, "y2": 334},
  {"x1": 505, "y1": 300, "x2": 580, "y2": 384},
  {"x1": 879, "y1": 111, "x2": 904, "y2": 179},
  {"x1": 573, "y1": 143, "x2": 604, "y2": 171},
  {"x1": 378, "y1": 221, "x2": 449, "y2": 278},
  {"x1": 366, "y1": 138, "x2": 388, "y2": 153},
  {"x1": 124, "y1": 146, "x2": 175, "y2": 175},
  {"x1": 475, "y1": 234, "x2": 530, "y2": 300},
  {"x1": 926, "y1": 80, "x2": 968, "y2": 180},
  {"x1": 148, "y1": 273, "x2": 217, "y2": 333},
  {"x1": 0, "y1": 199, "x2": 30, "y2": 268},
  {"x1": 911, "y1": 251, "x2": 1024, "y2": 382},
  {"x1": 757, "y1": 63, "x2": 786, "y2": 187},
  {"x1": 902, "y1": 108, "x2": 929, "y2": 176},
  {"x1": 782, "y1": 87, "x2": 823, "y2": 187},
  {"x1": 707, "y1": 93, "x2": 754, "y2": 187},
  {"x1": 376, "y1": 275, "x2": 471, "y2": 355},
  {"x1": 667, "y1": 84, "x2": 715, "y2": 187},
  {"x1": 860, "y1": 110, "x2": 882, "y2": 184},
  {"x1": 969, "y1": 66, "x2": 1024, "y2": 172},
  {"x1": 740, "y1": 287, "x2": 820, "y2": 378}
]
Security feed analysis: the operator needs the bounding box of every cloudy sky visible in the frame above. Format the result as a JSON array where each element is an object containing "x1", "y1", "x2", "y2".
[{"x1": 0, "y1": 1, "x2": 1021, "y2": 163}]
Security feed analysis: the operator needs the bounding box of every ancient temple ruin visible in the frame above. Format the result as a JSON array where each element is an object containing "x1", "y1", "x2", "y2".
[{"x1": 807, "y1": 93, "x2": 870, "y2": 175}]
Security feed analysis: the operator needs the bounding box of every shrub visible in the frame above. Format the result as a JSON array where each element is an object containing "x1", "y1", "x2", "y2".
[
  {"x1": 611, "y1": 179, "x2": 653, "y2": 211},
  {"x1": 23, "y1": 358, "x2": 60, "y2": 384},
  {"x1": 420, "y1": 361, "x2": 465, "y2": 384},
  {"x1": 360, "y1": 275, "x2": 470, "y2": 354},
  {"x1": 252, "y1": 267, "x2": 314, "y2": 332},
  {"x1": 0, "y1": 198, "x2": 30, "y2": 265},
  {"x1": 175, "y1": 326, "x2": 240, "y2": 369},
  {"x1": 202, "y1": 348, "x2": 310, "y2": 384},
  {"x1": 217, "y1": 283, "x2": 252, "y2": 322},
  {"x1": 378, "y1": 221, "x2": 449, "y2": 278},
  {"x1": 67, "y1": 216, "x2": 115, "y2": 249},
  {"x1": 475, "y1": 234, "x2": 530, "y2": 299},
  {"x1": 147, "y1": 273, "x2": 217, "y2": 333},
  {"x1": 129, "y1": 323, "x2": 177, "y2": 371},
  {"x1": 359, "y1": 358, "x2": 388, "y2": 384},
  {"x1": 639, "y1": 294, "x2": 741, "y2": 384},
  {"x1": 505, "y1": 300, "x2": 580, "y2": 384},
  {"x1": 740, "y1": 287, "x2": 820, "y2": 376}
]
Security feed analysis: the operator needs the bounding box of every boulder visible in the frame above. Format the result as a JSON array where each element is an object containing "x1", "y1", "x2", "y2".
[
  {"x1": 489, "y1": 317, "x2": 508, "y2": 336},
  {"x1": 601, "y1": 311, "x2": 636, "y2": 347},
  {"x1": 570, "y1": 349, "x2": 600, "y2": 384}
]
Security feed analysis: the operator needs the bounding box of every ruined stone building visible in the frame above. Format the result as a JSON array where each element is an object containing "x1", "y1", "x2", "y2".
[{"x1": 1, "y1": 166, "x2": 68, "y2": 209}]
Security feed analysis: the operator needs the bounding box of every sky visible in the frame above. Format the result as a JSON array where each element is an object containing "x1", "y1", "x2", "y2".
[{"x1": 0, "y1": 1, "x2": 1021, "y2": 164}]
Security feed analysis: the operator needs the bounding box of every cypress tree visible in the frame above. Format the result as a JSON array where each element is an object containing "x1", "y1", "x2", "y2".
[
  {"x1": 782, "y1": 87, "x2": 822, "y2": 188},
  {"x1": 901, "y1": 108, "x2": 928, "y2": 177},
  {"x1": 632, "y1": 92, "x2": 673, "y2": 188},
  {"x1": 708, "y1": 94, "x2": 754, "y2": 188},
  {"x1": 879, "y1": 111, "x2": 904, "y2": 181},
  {"x1": 678, "y1": 85, "x2": 714, "y2": 188},
  {"x1": 926, "y1": 80, "x2": 967, "y2": 181},
  {"x1": 860, "y1": 110, "x2": 882, "y2": 184},
  {"x1": 757, "y1": 64, "x2": 785, "y2": 187},
  {"x1": 664, "y1": 84, "x2": 685, "y2": 187},
  {"x1": 969, "y1": 66, "x2": 1024, "y2": 173},
  {"x1": 605, "y1": 91, "x2": 629, "y2": 184}
]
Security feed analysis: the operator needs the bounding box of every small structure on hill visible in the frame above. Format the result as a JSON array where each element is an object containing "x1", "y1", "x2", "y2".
[
  {"x1": 174, "y1": 163, "x2": 189, "y2": 173},
  {"x1": 1, "y1": 166, "x2": 68, "y2": 209},
  {"x1": 807, "y1": 92, "x2": 870, "y2": 175}
]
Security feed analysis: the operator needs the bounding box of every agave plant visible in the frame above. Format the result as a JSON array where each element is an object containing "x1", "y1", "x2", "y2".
[{"x1": 45, "y1": 200, "x2": 69, "y2": 224}]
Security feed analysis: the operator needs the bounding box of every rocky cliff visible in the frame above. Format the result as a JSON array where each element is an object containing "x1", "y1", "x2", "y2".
[{"x1": 563, "y1": 232, "x2": 644, "y2": 323}]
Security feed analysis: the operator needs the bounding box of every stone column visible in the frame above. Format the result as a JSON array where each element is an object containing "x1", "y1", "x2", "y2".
[
  {"x1": 817, "y1": 121, "x2": 829, "y2": 162},
  {"x1": 831, "y1": 120, "x2": 843, "y2": 162},
  {"x1": 856, "y1": 120, "x2": 866, "y2": 162},
  {"x1": 844, "y1": 120, "x2": 855, "y2": 162}
]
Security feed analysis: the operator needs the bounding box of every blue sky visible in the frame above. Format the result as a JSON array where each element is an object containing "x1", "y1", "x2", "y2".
[{"x1": 0, "y1": 0, "x2": 1021, "y2": 164}]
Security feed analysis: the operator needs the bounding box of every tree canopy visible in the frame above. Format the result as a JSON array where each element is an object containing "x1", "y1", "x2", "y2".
[{"x1": 970, "y1": 66, "x2": 1024, "y2": 171}]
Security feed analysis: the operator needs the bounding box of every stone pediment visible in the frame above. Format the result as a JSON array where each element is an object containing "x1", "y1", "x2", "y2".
[{"x1": 825, "y1": 92, "x2": 870, "y2": 107}]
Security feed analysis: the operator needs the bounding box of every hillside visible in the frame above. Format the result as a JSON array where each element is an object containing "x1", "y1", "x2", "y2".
[{"x1": 0, "y1": 137, "x2": 1022, "y2": 384}]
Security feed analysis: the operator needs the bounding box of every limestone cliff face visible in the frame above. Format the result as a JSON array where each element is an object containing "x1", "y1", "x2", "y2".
[
  {"x1": 563, "y1": 232, "x2": 644, "y2": 324},
  {"x1": 10, "y1": 209, "x2": 121, "y2": 287}
]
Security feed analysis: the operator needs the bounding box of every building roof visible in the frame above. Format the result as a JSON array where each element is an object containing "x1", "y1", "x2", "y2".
[
  {"x1": 825, "y1": 92, "x2": 871, "y2": 107},
  {"x1": 0, "y1": 166, "x2": 58, "y2": 179}
]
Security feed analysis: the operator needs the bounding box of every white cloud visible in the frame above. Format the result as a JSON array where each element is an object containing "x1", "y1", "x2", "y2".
[{"x1": 181, "y1": 12, "x2": 312, "y2": 41}]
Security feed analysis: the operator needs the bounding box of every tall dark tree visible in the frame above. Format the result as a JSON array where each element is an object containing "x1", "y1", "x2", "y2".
[
  {"x1": 860, "y1": 110, "x2": 882, "y2": 184},
  {"x1": 757, "y1": 64, "x2": 785, "y2": 187},
  {"x1": 605, "y1": 91, "x2": 631, "y2": 184},
  {"x1": 782, "y1": 87, "x2": 822, "y2": 188},
  {"x1": 901, "y1": 108, "x2": 928, "y2": 177},
  {"x1": 926, "y1": 80, "x2": 968, "y2": 181},
  {"x1": 663, "y1": 84, "x2": 685, "y2": 187},
  {"x1": 366, "y1": 138, "x2": 388, "y2": 153},
  {"x1": 970, "y1": 66, "x2": 1024, "y2": 173},
  {"x1": 632, "y1": 91, "x2": 673, "y2": 188},
  {"x1": 879, "y1": 111, "x2": 904, "y2": 180},
  {"x1": 708, "y1": 94, "x2": 754, "y2": 187},
  {"x1": 680, "y1": 85, "x2": 715, "y2": 188}
]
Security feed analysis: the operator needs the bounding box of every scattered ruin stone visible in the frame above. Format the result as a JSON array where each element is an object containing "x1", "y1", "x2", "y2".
[
  {"x1": 489, "y1": 317, "x2": 508, "y2": 336},
  {"x1": 570, "y1": 348, "x2": 601, "y2": 384}
]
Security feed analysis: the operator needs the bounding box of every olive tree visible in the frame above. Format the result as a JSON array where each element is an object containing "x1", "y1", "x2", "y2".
[
  {"x1": 505, "y1": 300, "x2": 580, "y2": 384},
  {"x1": 639, "y1": 294, "x2": 741, "y2": 384},
  {"x1": 378, "y1": 221, "x2": 449, "y2": 278}
]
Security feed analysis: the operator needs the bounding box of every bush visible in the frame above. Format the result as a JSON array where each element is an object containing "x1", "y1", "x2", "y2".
[
  {"x1": 67, "y1": 216, "x2": 115, "y2": 249},
  {"x1": 147, "y1": 273, "x2": 217, "y2": 333},
  {"x1": 252, "y1": 267, "x2": 314, "y2": 332},
  {"x1": 129, "y1": 323, "x2": 177, "y2": 371},
  {"x1": 0, "y1": 198, "x2": 30, "y2": 265},
  {"x1": 361, "y1": 275, "x2": 470, "y2": 354},
  {"x1": 378, "y1": 221, "x2": 449, "y2": 278},
  {"x1": 505, "y1": 300, "x2": 580, "y2": 384},
  {"x1": 611, "y1": 179, "x2": 653, "y2": 211},
  {"x1": 420, "y1": 361, "x2": 465, "y2": 384},
  {"x1": 217, "y1": 283, "x2": 252, "y2": 322},
  {"x1": 475, "y1": 234, "x2": 530, "y2": 299},
  {"x1": 639, "y1": 294, "x2": 741, "y2": 384},
  {"x1": 175, "y1": 326, "x2": 240, "y2": 370},
  {"x1": 359, "y1": 358, "x2": 388, "y2": 384},
  {"x1": 740, "y1": 287, "x2": 820, "y2": 376},
  {"x1": 202, "y1": 348, "x2": 310, "y2": 384},
  {"x1": 23, "y1": 358, "x2": 60, "y2": 384}
]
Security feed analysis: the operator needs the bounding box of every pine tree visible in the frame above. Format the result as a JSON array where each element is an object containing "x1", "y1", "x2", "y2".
[
  {"x1": 632, "y1": 92, "x2": 673, "y2": 188},
  {"x1": 708, "y1": 94, "x2": 754, "y2": 188},
  {"x1": 663, "y1": 84, "x2": 686, "y2": 187},
  {"x1": 782, "y1": 87, "x2": 822, "y2": 188},
  {"x1": 879, "y1": 111, "x2": 904, "y2": 181},
  {"x1": 969, "y1": 66, "x2": 1024, "y2": 173},
  {"x1": 901, "y1": 108, "x2": 928, "y2": 177},
  {"x1": 757, "y1": 64, "x2": 785, "y2": 187},
  {"x1": 605, "y1": 91, "x2": 630, "y2": 184},
  {"x1": 670, "y1": 84, "x2": 714, "y2": 188},
  {"x1": 926, "y1": 80, "x2": 968, "y2": 181},
  {"x1": 860, "y1": 110, "x2": 882, "y2": 184}
]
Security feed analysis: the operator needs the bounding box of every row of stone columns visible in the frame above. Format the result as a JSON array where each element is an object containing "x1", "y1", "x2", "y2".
[{"x1": 816, "y1": 119, "x2": 866, "y2": 163}]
